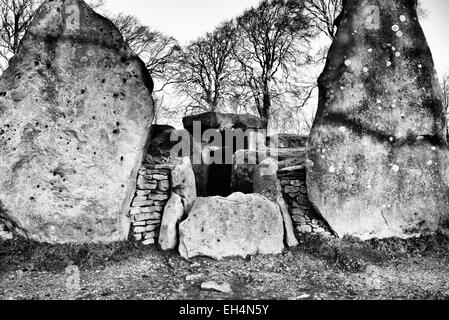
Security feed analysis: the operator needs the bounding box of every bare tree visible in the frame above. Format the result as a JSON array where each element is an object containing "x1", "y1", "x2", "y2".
[
  {"x1": 175, "y1": 21, "x2": 238, "y2": 114},
  {"x1": 110, "y1": 13, "x2": 180, "y2": 92},
  {"x1": 305, "y1": 0, "x2": 427, "y2": 40},
  {"x1": 233, "y1": 0, "x2": 314, "y2": 128},
  {"x1": 0, "y1": 0, "x2": 38, "y2": 71},
  {"x1": 304, "y1": 0, "x2": 342, "y2": 40},
  {"x1": 417, "y1": 0, "x2": 428, "y2": 21}
]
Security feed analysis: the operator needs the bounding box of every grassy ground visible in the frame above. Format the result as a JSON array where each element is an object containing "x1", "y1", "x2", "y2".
[{"x1": 1, "y1": 232, "x2": 449, "y2": 300}]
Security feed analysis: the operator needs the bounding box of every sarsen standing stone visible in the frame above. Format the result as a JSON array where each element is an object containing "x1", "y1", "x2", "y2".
[
  {"x1": 307, "y1": 0, "x2": 449, "y2": 240},
  {"x1": 178, "y1": 193, "x2": 285, "y2": 260},
  {"x1": 0, "y1": 0, "x2": 154, "y2": 242}
]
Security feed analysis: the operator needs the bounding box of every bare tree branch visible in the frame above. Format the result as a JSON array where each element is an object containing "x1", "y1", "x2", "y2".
[
  {"x1": 174, "y1": 21, "x2": 238, "y2": 114},
  {"x1": 233, "y1": 0, "x2": 314, "y2": 128},
  {"x1": 304, "y1": 0, "x2": 342, "y2": 40},
  {"x1": 110, "y1": 12, "x2": 180, "y2": 92}
]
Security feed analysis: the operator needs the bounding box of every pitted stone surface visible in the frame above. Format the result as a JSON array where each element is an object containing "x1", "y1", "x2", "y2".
[
  {"x1": 179, "y1": 193, "x2": 285, "y2": 260},
  {"x1": 231, "y1": 150, "x2": 269, "y2": 194},
  {"x1": 307, "y1": 0, "x2": 449, "y2": 240},
  {"x1": 159, "y1": 193, "x2": 184, "y2": 251},
  {"x1": 0, "y1": 0, "x2": 154, "y2": 243}
]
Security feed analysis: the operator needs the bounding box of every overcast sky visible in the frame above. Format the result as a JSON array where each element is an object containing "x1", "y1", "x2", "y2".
[{"x1": 101, "y1": 0, "x2": 449, "y2": 75}]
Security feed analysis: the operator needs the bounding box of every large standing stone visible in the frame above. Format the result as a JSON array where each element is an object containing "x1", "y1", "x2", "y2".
[
  {"x1": 0, "y1": 0, "x2": 154, "y2": 243},
  {"x1": 159, "y1": 193, "x2": 184, "y2": 251},
  {"x1": 171, "y1": 157, "x2": 197, "y2": 212},
  {"x1": 230, "y1": 150, "x2": 268, "y2": 194},
  {"x1": 254, "y1": 158, "x2": 299, "y2": 247},
  {"x1": 254, "y1": 158, "x2": 280, "y2": 202},
  {"x1": 178, "y1": 193, "x2": 285, "y2": 260},
  {"x1": 307, "y1": 0, "x2": 449, "y2": 240}
]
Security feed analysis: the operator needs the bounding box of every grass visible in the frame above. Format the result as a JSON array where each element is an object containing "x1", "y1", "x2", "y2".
[
  {"x1": 295, "y1": 231, "x2": 449, "y2": 272},
  {"x1": 0, "y1": 238, "x2": 158, "y2": 273},
  {"x1": 1, "y1": 231, "x2": 449, "y2": 300}
]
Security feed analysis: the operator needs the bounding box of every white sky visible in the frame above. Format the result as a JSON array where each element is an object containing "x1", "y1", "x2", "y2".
[
  {"x1": 101, "y1": 0, "x2": 260, "y2": 45},
  {"x1": 420, "y1": 0, "x2": 449, "y2": 75},
  {"x1": 101, "y1": 0, "x2": 449, "y2": 76}
]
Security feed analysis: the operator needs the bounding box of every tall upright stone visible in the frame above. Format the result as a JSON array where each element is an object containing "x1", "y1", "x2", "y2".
[
  {"x1": 0, "y1": 0, "x2": 154, "y2": 243},
  {"x1": 307, "y1": 0, "x2": 449, "y2": 240}
]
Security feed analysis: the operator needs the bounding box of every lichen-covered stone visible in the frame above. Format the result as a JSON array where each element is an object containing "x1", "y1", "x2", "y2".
[
  {"x1": 307, "y1": 0, "x2": 449, "y2": 240},
  {"x1": 171, "y1": 157, "x2": 197, "y2": 212},
  {"x1": 253, "y1": 158, "x2": 299, "y2": 247},
  {"x1": 179, "y1": 193, "x2": 285, "y2": 260},
  {"x1": 230, "y1": 150, "x2": 269, "y2": 194},
  {"x1": 159, "y1": 193, "x2": 184, "y2": 251},
  {"x1": 268, "y1": 134, "x2": 308, "y2": 149},
  {"x1": 0, "y1": 0, "x2": 154, "y2": 243},
  {"x1": 254, "y1": 158, "x2": 280, "y2": 202}
]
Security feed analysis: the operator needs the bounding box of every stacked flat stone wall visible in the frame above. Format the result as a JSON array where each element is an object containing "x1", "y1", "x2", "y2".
[
  {"x1": 278, "y1": 166, "x2": 334, "y2": 237},
  {"x1": 130, "y1": 164, "x2": 173, "y2": 245}
]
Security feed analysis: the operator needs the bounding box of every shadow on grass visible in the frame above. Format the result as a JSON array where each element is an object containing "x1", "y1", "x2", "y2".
[
  {"x1": 293, "y1": 231, "x2": 449, "y2": 273},
  {"x1": 1, "y1": 230, "x2": 449, "y2": 275},
  {"x1": 0, "y1": 238, "x2": 161, "y2": 273}
]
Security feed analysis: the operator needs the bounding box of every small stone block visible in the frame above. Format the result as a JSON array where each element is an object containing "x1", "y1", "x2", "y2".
[
  {"x1": 152, "y1": 174, "x2": 168, "y2": 181},
  {"x1": 132, "y1": 196, "x2": 148, "y2": 203},
  {"x1": 133, "y1": 226, "x2": 147, "y2": 233},
  {"x1": 142, "y1": 239, "x2": 155, "y2": 246},
  {"x1": 136, "y1": 190, "x2": 152, "y2": 196},
  {"x1": 132, "y1": 200, "x2": 154, "y2": 207},
  {"x1": 134, "y1": 212, "x2": 162, "y2": 221},
  {"x1": 145, "y1": 224, "x2": 159, "y2": 232},
  {"x1": 134, "y1": 233, "x2": 142, "y2": 241},
  {"x1": 137, "y1": 184, "x2": 157, "y2": 190},
  {"x1": 297, "y1": 225, "x2": 313, "y2": 233},
  {"x1": 146, "y1": 220, "x2": 161, "y2": 226},
  {"x1": 143, "y1": 231, "x2": 159, "y2": 239}
]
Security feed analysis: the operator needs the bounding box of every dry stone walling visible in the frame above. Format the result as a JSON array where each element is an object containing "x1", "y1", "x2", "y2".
[
  {"x1": 0, "y1": 0, "x2": 154, "y2": 243},
  {"x1": 307, "y1": 0, "x2": 449, "y2": 240},
  {"x1": 132, "y1": 116, "x2": 318, "y2": 258}
]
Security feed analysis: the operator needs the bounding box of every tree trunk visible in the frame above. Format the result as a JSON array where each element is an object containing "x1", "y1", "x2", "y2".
[{"x1": 261, "y1": 82, "x2": 271, "y2": 130}]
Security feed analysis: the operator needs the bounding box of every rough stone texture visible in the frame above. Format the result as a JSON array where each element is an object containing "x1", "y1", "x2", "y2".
[
  {"x1": 201, "y1": 281, "x2": 233, "y2": 294},
  {"x1": 173, "y1": 131, "x2": 208, "y2": 197},
  {"x1": 278, "y1": 148, "x2": 307, "y2": 170},
  {"x1": 278, "y1": 168, "x2": 333, "y2": 237},
  {"x1": 159, "y1": 193, "x2": 184, "y2": 251},
  {"x1": 277, "y1": 195, "x2": 299, "y2": 248},
  {"x1": 268, "y1": 134, "x2": 308, "y2": 149},
  {"x1": 183, "y1": 111, "x2": 267, "y2": 135},
  {"x1": 254, "y1": 158, "x2": 280, "y2": 202},
  {"x1": 253, "y1": 158, "x2": 298, "y2": 247},
  {"x1": 230, "y1": 147, "x2": 305, "y2": 194},
  {"x1": 230, "y1": 150, "x2": 269, "y2": 194},
  {"x1": 182, "y1": 111, "x2": 267, "y2": 197},
  {"x1": 0, "y1": 0, "x2": 154, "y2": 243},
  {"x1": 145, "y1": 125, "x2": 176, "y2": 160},
  {"x1": 307, "y1": 0, "x2": 449, "y2": 240},
  {"x1": 130, "y1": 165, "x2": 170, "y2": 244},
  {"x1": 179, "y1": 193, "x2": 285, "y2": 260},
  {"x1": 171, "y1": 157, "x2": 197, "y2": 212}
]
